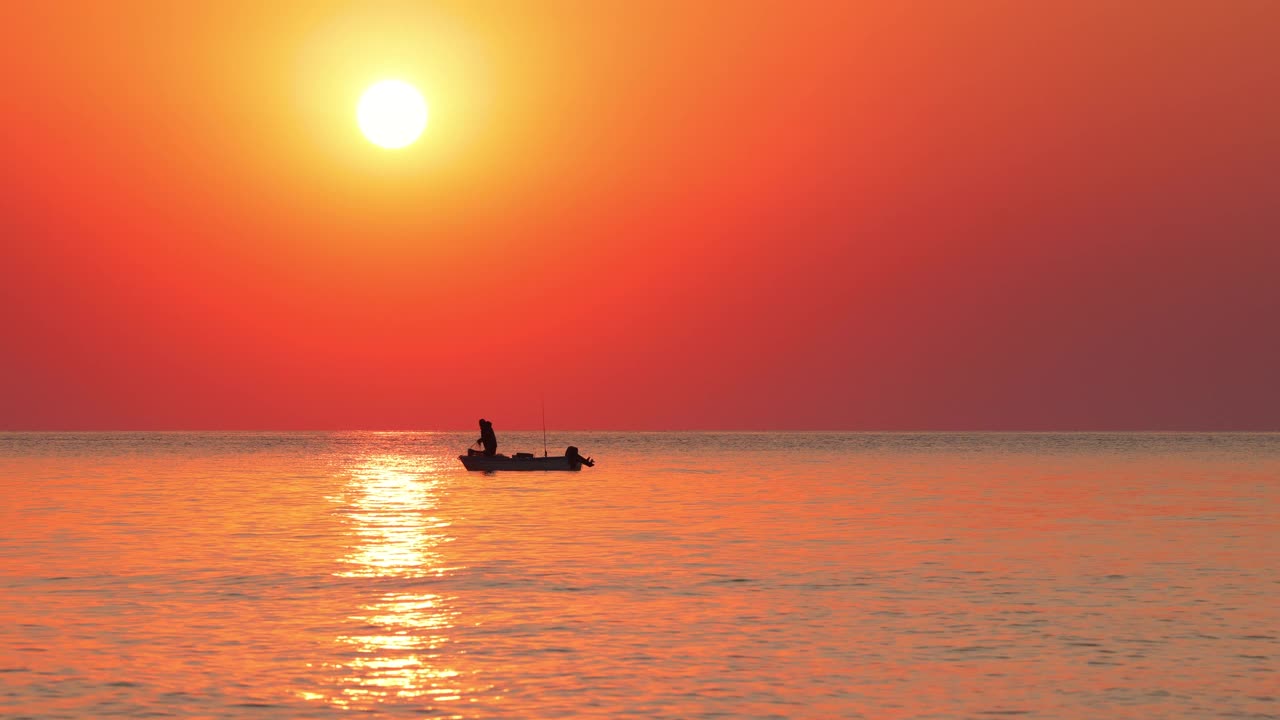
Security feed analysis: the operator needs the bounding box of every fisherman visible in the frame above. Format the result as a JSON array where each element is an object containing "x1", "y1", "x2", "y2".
[
  {"x1": 474, "y1": 418, "x2": 497, "y2": 457},
  {"x1": 565, "y1": 445, "x2": 594, "y2": 468}
]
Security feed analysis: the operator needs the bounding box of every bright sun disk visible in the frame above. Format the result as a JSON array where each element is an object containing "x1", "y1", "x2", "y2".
[{"x1": 357, "y1": 80, "x2": 428, "y2": 149}]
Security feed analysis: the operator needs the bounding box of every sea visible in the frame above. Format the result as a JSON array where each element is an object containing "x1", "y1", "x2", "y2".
[{"x1": 0, "y1": 432, "x2": 1276, "y2": 719}]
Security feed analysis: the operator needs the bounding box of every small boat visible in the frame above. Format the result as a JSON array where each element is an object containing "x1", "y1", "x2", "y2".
[{"x1": 459, "y1": 447, "x2": 595, "y2": 472}]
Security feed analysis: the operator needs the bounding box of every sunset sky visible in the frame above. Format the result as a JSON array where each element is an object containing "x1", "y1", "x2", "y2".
[{"x1": 2, "y1": 1, "x2": 1277, "y2": 430}]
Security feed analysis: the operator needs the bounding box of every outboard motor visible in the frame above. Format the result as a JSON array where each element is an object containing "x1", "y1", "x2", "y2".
[{"x1": 565, "y1": 446, "x2": 594, "y2": 468}]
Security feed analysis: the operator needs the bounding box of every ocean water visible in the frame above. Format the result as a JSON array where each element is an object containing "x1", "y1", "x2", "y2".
[{"x1": 0, "y1": 432, "x2": 1276, "y2": 719}]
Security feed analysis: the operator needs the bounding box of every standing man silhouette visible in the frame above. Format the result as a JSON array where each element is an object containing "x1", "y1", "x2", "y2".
[{"x1": 476, "y1": 418, "x2": 498, "y2": 457}]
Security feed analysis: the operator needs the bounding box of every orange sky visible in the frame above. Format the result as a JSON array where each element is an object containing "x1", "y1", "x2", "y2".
[{"x1": 2, "y1": 1, "x2": 1278, "y2": 430}]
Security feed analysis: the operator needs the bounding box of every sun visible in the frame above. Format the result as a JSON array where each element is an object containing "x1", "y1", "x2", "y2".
[{"x1": 357, "y1": 80, "x2": 428, "y2": 149}]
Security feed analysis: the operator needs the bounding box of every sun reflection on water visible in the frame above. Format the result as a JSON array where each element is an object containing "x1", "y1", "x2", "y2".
[
  {"x1": 306, "y1": 450, "x2": 481, "y2": 711},
  {"x1": 334, "y1": 454, "x2": 457, "y2": 580}
]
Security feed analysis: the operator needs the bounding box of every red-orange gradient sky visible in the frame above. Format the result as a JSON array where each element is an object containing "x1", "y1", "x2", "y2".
[{"x1": 2, "y1": 1, "x2": 1277, "y2": 430}]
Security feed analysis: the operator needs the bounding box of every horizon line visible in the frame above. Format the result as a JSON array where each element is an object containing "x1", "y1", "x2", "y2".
[{"x1": 2, "y1": 428, "x2": 1277, "y2": 434}]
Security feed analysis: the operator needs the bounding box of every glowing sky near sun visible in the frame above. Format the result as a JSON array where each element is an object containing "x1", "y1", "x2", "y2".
[{"x1": 1, "y1": 1, "x2": 1277, "y2": 430}]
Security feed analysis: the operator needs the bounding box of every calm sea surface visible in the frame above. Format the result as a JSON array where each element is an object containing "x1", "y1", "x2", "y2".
[{"x1": 0, "y1": 432, "x2": 1276, "y2": 719}]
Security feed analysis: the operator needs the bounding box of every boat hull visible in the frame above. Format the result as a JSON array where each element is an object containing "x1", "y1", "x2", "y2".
[{"x1": 459, "y1": 454, "x2": 583, "y2": 471}]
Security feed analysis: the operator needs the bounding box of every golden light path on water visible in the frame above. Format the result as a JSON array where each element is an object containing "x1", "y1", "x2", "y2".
[{"x1": 302, "y1": 451, "x2": 480, "y2": 711}]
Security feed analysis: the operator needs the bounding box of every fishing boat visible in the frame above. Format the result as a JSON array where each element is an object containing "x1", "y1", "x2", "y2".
[
  {"x1": 459, "y1": 452, "x2": 593, "y2": 472},
  {"x1": 460, "y1": 411, "x2": 594, "y2": 471}
]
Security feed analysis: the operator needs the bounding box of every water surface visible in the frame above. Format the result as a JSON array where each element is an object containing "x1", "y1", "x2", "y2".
[{"x1": 1, "y1": 432, "x2": 1276, "y2": 718}]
